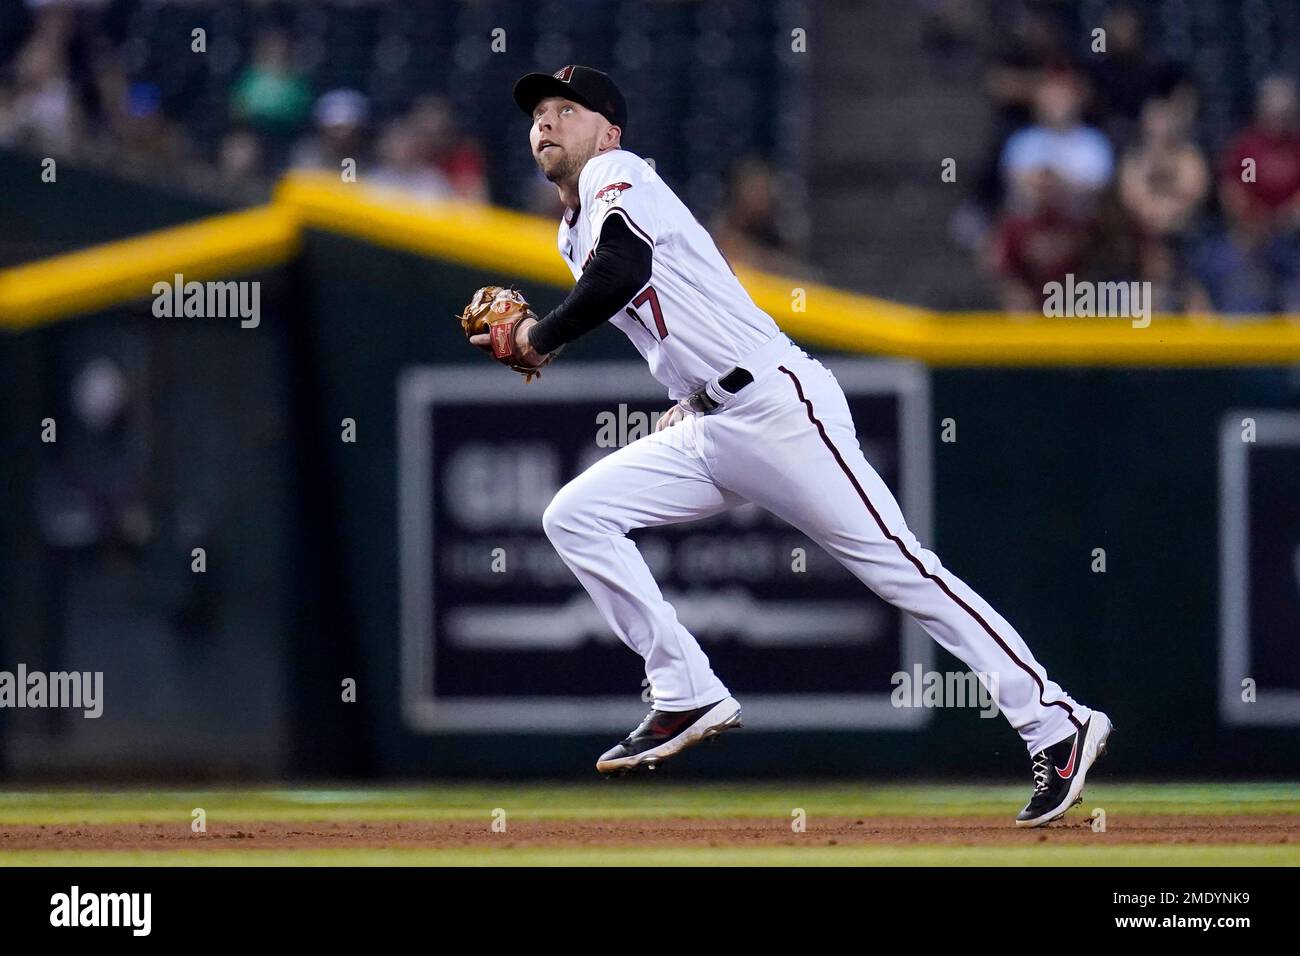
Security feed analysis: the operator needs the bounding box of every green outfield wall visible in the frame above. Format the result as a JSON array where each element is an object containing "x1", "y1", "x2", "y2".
[{"x1": 2, "y1": 156, "x2": 1298, "y2": 780}]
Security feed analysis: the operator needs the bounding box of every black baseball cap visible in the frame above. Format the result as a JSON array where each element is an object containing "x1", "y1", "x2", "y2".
[{"x1": 513, "y1": 65, "x2": 628, "y2": 132}]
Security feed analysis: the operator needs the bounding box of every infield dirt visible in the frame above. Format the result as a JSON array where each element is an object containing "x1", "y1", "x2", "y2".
[{"x1": 3, "y1": 814, "x2": 1295, "y2": 852}]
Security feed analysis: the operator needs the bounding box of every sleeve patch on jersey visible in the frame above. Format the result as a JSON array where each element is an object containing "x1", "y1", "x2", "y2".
[{"x1": 596, "y1": 182, "x2": 632, "y2": 204}]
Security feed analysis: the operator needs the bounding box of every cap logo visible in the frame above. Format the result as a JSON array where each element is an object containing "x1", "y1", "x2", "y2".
[{"x1": 553, "y1": 65, "x2": 575, "y2": 82}]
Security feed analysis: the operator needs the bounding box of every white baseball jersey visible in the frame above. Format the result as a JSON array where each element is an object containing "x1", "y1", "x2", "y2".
[{"x1": 556, "y1": 148, "x2": 781, "y2": 400}]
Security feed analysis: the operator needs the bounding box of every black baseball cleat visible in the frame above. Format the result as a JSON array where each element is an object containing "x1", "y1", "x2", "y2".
[
  {"x1": 596, "y1": 696, "x2": 743, "y2": 775},
  {"x1": 1015, "y1": 711, "x2": 1113, "y2": 827}
]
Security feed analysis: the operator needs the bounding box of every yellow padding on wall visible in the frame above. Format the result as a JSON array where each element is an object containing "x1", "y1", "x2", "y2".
[
  {"x1": 811, "y1": 311, "x2": 1300, "y2": 365},
  {"x1": 0, "y1": 205, "x2": 299, "y2": 330},
  {"x1": 3, "y1": 169, "x2": 1300, "y2": 364},
  {"x1": 275, "y1": 172, "x2": 1300, "y2": 365},
  {"x1": 275, "y1": 172, "x2": 573, "y2": 287}
]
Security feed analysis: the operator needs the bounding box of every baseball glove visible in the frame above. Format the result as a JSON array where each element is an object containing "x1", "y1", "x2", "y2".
[{"x1": 458, "y1": 286, "x2": 553, "y2": 383}]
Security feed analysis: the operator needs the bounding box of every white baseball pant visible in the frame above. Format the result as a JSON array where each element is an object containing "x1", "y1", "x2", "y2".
[{"x1": 542, "y1": 334, "x2": 1090, "y2": 754}]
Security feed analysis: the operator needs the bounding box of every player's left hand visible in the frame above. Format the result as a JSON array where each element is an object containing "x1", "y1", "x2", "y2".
[
  {"x1": 459, "y1": 286, "x2": 553, "y2": 383},
  {"x1": 468, "y1": 315, "x2": 545, "y2": 363}
]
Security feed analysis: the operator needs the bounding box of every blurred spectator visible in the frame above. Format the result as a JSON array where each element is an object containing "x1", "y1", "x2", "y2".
[
  {"x1": 218, "y1": 127, "x2": 263, "y2": 180},
  {"x1": 1143, "y1": 239, "x2": 1210, "y2": 314},
  {"x1": 371, "y1": 117, "x2": 453, "y2": 200},
  {"x1": 974, "y1": 7, "x2": 1080, "y2": 216},
  {"x1": 1081, "y1": 187, "x2": 1142, "y2": 283},
  {"x1": 984, "y1": 8, "x2": 1079, "y2": 130},
  {"x1": 1001, "y1": 71, "x2": 1114, "y2": 216},
  {"x1": 1, "y1": 16, "x2": 82, "y2": 154},
  {"x1": 290, "y1": 88, "x2": 370, "y2": 173},
  {"x1": 988, "y1": 168, "x2": 1091, "y2": 311},
  {"x1": 1195, "y1": 74, "x2": 1300, "y2": 313},
  {"x1": 406, "y1": 95, "x2": 488, "y2": 203},
  {"x1": 1119, "y1": 97, "x2": 1209, "y2": 242},
  {"x1": 213, "y1": 126, "x2": 269, "y2": 203},
  {"x1": 110, "y1": 81, "x2": 191, "y2": 173},
  {"x1": 229, "y1": 28, "x2": 312, "y2": 138},
  {"x1": 1190, "y1": 212, "x2": 1300, "y2": 313},
  {"x1": 1086, "y1": 5, "x2": 1188, "y2": 141},
  {"x1": 1219, "y1": 75, "x2": 1300, "y2": 233},
  {"x1": 711, "y1": 156, "x2": 807, "y2": 276}
]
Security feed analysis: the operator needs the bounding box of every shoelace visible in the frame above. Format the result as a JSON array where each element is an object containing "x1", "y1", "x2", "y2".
[{"x1": 1030, "y1": 751, "x2": 1051, "y2": 794}]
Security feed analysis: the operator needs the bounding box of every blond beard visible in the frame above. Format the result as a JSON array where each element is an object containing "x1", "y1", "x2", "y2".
[{"x1": 540, "y1": 135, "x2": 601, "y2": 184}]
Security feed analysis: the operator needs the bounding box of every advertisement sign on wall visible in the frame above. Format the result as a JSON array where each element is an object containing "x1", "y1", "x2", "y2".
[
  {"x1": 399, "y1": 359, "x2": 932, "y2": 732},
  {"x1": 1220, "y1": 410, "x2": 1300, "y2": 726}
]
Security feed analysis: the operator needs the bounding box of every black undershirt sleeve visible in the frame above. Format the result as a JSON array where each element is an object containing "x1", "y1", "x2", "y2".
[{"x1": 528, "y1": 212, "x2": 653, "y2": 355}]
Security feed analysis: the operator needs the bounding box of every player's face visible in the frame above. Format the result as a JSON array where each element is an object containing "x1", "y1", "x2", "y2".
[{"x1": 529, "y1": 96, "x2": 606, "y2": 182}]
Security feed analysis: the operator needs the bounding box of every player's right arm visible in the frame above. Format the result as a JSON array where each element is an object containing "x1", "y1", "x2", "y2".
[{"x1": 655, "y1": 401, "x2": 689, "y2": 432}]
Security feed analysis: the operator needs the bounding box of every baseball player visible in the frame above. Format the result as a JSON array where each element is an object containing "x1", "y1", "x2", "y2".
[{"x1": 463, "y1": 65, "x2": 1111, "y2": 826}]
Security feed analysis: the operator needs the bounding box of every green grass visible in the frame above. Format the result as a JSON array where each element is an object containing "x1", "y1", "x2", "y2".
[
  {"x1": 0, "y1": 782, "x2": 1296, "y2": 866},
  {"x1": 1, "y1": 781, "x2": 1296, "y2": 825}
]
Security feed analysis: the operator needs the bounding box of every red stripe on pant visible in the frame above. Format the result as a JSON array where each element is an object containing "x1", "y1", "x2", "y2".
[{"x1": 777, "y1": 364, "x2": 1082, "y2": 731}]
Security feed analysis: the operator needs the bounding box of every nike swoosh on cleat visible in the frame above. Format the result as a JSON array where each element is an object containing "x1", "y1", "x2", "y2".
[{"x1": 1055, "y1": 734, "x2": 1079, "y2": 778}]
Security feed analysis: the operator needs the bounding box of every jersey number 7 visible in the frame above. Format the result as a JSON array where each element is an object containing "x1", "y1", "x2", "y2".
[{"x1": 625, "y1": 286, "x2": 669, "y2": 340}]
